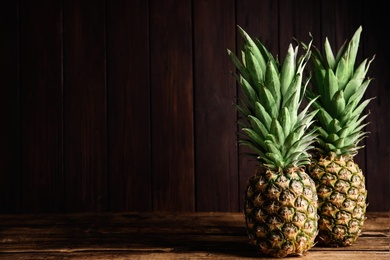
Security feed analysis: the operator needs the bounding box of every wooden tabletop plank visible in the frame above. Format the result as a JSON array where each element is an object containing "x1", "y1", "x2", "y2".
[
  {"x1": 0, "y1": 212, "x2": 388, "y2": 259},
  {"x1": 0, "y1": 211, "x2": 386, "y2": 229},
  {"x1": 0, "y1": 251, "x2": 389, "y2": 260}
]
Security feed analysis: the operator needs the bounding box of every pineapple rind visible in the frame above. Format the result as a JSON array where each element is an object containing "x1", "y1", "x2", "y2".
[
  {"x1": 309, "y1": 155, "x2": 367, "y2": 246},
  {"x1": 245, "y1": 166, "x2": 318, "y2": 257}
]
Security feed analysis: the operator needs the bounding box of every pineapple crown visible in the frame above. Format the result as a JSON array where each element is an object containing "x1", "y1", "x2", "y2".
[
  {"x1": 227, "y1": 25, "x2": 319, "y2": 172},
  {"x1": 303, "y1": 26, "x2": 375, "y2": 157}
]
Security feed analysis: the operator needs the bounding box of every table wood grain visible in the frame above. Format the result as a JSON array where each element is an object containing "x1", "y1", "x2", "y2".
[{"x1": 0, "y1": 212, "x2": 388, "y2": 259}]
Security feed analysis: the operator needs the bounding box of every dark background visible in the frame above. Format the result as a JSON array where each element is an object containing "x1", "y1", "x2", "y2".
[{"x1": 0, "y1": 0, "x2": 388, "y2": 214}]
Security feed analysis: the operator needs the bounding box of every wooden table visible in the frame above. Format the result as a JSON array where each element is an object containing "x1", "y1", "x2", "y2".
[{"x1": 0, "y1": 212, "x2": 388, "y2": 259}]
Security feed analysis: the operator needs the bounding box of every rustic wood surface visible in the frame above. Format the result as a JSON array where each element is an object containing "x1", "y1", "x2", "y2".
[{"x1": 0, "y1": 212, "x2": 388, "y2": 259}]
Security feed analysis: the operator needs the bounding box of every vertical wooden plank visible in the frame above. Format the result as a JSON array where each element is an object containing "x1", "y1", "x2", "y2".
[
  {"x1": 150, "y1": 0, "x2": 194, "y2": 211},
  {"x1": 106, "y1": 0, "x2": 151, "y2": 211},
  {"x1": 362, "y1": 2, "x2": 390, "y2": 212},
  {"x1": 236, "y1": 0, "x2": 279, "y2": 212},
  {"x1": 279, "y1": 0, "x2": 322, "y2": 58},
  {"x1": 19, "y1": 0, "x2": 63, "y2": 213},
  {"x1": 193, "y1": 0, "x2": 238, "y2": 212},
  {"x1": 0, "y1": 2, "x2": 20, "y2": 213},
  {"x1": 320, "y1": 0, "x2": 363, "y2": 48},
  {"x1": 63, "y1": 0, "x2": 107, "y2": 212},
  {"x1": 236, "y1": 0, "x2": 279, "y2": 52}
]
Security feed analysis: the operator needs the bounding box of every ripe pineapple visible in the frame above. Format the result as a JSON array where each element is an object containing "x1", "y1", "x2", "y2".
[
  {"x1": 303, "y1": 26, "x2": 374, "y2": 246},
  {"x1": 227, "y1": 26, "x2": 319, "y2": 257}
]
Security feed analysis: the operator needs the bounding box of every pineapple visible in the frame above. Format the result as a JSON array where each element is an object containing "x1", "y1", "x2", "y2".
[
  {"x1": 303, "y1": 26, "x2": 374, "y2": 246},
  {"x1": 227, "y1": 26, "x2": 319, "y2": 257}
]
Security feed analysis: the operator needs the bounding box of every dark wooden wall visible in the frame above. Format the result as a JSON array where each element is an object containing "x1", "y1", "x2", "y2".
[{"x1": 0, "y1": 0, "x2": 388, "y2": 214}]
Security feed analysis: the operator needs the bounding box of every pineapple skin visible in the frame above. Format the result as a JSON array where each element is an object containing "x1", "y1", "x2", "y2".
[
  {"x1": 308, "y1": 154, "x2": 367, "y2": 246},
  {"x1": 244, "y1": 165, "x2": 319, "y2": 257}
]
